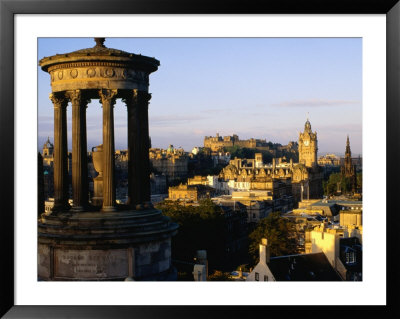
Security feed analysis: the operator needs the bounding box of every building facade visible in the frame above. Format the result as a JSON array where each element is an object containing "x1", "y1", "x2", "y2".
[
  {"x1": 216, "y1": 119, "x2": 323, "y2": 205},
  {"x1": 168, "y1": 184, "x2": 216, "y2": 201},
  {"x1": 298, "y1": 119, "x2": 318, "y2": 168},
  {"x1": 150, "y1": 146, "x2": 188, "y2": 184},
  {"x1": 203, "y1": 133, "x2": 298, "y2": 156},
  {"x1": 42, "y1": 137, "x2": 54, "y2": 167}
]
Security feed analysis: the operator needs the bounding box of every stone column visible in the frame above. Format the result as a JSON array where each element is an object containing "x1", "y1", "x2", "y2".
[
  {"x1": 50, "y1": 92, "x2": 69, "y2": 211},
  {"x1": 123, "y1": 91, "x2": 141, "y2": 208},
  {"x1": 68, "y1": 90, "x2": 90, "y2": 211},
  {"x1": 99, "y1": 89, "x2": 118, "y2": 211},
  {"x1": 138, "y1": 91, "x2": 152, "y2": 204},
  {"x1": 122, "y1": 89, "x2": 151, "y2": 208}
]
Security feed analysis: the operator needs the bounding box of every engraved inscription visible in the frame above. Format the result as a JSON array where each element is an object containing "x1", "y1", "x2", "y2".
[{"x1": 54, "y1": 249, "x2": 129, "y2": 279}]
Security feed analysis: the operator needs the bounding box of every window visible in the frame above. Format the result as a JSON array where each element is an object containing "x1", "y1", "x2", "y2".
[
  {"x1": 264, "y1": 275, "x2": 268, "y2": 281},
  {"x1": 346, "y1": 252, "x2": 356, "y2": 264},
  {"x1": 255, "y1": 272, "x2": 259, "y2": 281}
]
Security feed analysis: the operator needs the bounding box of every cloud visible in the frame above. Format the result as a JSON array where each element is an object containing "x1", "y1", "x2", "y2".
[
  {"x1": 271, "y1": 99, "x2": 360, "y2": 107},
  {"x1": 38, "y1": 115, "x2": 53, "y2": 124},
  {"x1": 319, "y1": 123, "x2": 362, "y2": 133},
  {"x1": 149, "y1": 114, "x2": 211, "y2": 127}
]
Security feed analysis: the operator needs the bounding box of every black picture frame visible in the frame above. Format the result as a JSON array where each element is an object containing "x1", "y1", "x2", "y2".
[{"x1": 1, "y1": 0, "x2": 398, "y2": 318}]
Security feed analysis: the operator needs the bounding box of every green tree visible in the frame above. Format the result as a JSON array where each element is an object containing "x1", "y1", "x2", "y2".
[
  {"x1": 156, "y1": 199, "x2": 226, "y2": 271},
  {"x1": 324, "y1": 172, "x2": 353, "y2": 195},
  {"x1": 248, "y1": 212, "x2": 297, "y2": 266},
  {"x1": 357, "y1": 172, "x2": 362, "y2": 191}
]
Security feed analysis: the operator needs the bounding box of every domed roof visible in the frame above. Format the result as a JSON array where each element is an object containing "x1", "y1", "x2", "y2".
[
  {"x1": 39, "y1": 38, "x2": 160, "y2": 73},
  {"x1": 65, "y1": 38, "x2": 134, "y2": 58}
]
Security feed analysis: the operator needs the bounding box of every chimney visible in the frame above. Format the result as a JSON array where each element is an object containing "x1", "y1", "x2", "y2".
[{"x1": 260, "y1": 238, "x2": 270, "y2": 264}]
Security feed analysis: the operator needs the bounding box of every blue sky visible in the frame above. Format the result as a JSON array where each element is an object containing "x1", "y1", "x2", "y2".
[{"x1": 38, "y1": 37, "x2": 362, "y2": 156}]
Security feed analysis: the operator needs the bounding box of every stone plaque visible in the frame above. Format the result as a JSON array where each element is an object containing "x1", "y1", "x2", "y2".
[{"x1": 54, "y1": 248, "x2": 129, "y2": 280}]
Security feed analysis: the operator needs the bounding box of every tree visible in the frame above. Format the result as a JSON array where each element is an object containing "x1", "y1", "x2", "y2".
[
  {"x1": 156, "y1": 199, "x2": 226, "y2": 271},
  {"x1": 357, "y1": 173, "x2": 362, "y2": 191},
  {"x1": 248, "y1": 212, "x2": 297, "y2": 266},
  {"x1": 208, "y1": 270, "x2": 234, "y2": 281},
  {"x1": 324, "y1": 172, "x2": 353, "y2": 195}
]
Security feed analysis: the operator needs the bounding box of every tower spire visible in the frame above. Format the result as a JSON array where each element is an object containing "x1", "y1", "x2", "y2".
[{"x1": 346, "y1": 135, "x2": 351, "y2": 155}]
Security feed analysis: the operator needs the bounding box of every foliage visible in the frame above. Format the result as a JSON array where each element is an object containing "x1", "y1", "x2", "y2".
[
  {"x1": 224, "y1": 146, "x2": 255, "y2": 159},
  {"x1": 156, "y1": 199, "x2": 226, "y2": 270},
  {"x1": 357, "y1": 173, "x2": 362, "y2": 191},
  {"x1": 208, "y1": 270, "x2": 234, "y2": 281},
  {"x1": 248, "y1": 212, "x2": 297, "y2": 266},
  {"x1": 324, "y1": 173, "x2": 353, "y2": 195}
]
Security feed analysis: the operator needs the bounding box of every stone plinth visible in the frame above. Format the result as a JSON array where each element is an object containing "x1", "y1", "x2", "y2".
[{"x1": 38, "y1": 208, "x2": 178, "y2": 281}]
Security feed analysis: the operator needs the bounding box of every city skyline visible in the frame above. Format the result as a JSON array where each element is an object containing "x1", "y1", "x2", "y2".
[{"x1": 38, "y1": 37, "x2": 362, "y2": 155}]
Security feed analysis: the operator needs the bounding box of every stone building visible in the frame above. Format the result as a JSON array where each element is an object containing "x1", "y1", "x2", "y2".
[
  {"x1": 246, "y1": 238, "x2": 342, "y2": 281},
  {"x1": 168, "y1": 184, "x2": 216, "y2": 201},
  {"x1": 204, "y1": 133, "x2": 298, "y2": 157},
  {"x1": 318, "y1": 153, "x2": 341, "y2": 166},
  {"x1": 212, "y1": 194, "x2": 274, "y2": 224},
  {"x1": 218, "y1": 120, "x2": 323, "y2": 206},
  {"x1": 42, "y1": 137, "x2": 54, "y2": 167},
  {"x1": 298, "y1": 119, "x2": 318, "y2": 167},
  {"x1": 305, "y1": 222, "x2": 362, "y2": 280},
  {"x1": 149, "y1": 146, "x2": 188, "y2": 184},
  {"x1": 340, "y1": 209, "x2": 362, "y2": 227},
  {"x1": 187, "y1": 175, "x2": 230, "y2": 195}
]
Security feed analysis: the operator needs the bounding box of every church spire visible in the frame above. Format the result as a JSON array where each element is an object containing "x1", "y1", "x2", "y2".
[{"x1": 345, "y1": 135, "x2": 351, "y2": 157}]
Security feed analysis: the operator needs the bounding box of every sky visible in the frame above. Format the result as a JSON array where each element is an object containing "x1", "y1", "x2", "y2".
[{"x1": 38, "y1": 37, "x2": 362, "y2": 156}]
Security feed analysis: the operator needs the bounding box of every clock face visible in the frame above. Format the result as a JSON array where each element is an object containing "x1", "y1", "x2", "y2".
[{"x1": 304, "y1": 140, "x2": 309, "y2": 146}]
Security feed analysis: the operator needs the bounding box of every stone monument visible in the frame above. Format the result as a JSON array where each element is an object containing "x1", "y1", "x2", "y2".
[{"x1": 38, "y1": 38, "x2": 178, "y2": 281}]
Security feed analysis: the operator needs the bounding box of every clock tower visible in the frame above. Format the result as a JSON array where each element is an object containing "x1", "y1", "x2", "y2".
[{"x1": 299, "y1": 119, "x2": 318, "y2": 167}]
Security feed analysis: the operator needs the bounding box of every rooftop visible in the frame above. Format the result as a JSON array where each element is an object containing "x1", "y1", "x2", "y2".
[{"x1": 268, "y1": 252, "x2": 342, "y2": 281}]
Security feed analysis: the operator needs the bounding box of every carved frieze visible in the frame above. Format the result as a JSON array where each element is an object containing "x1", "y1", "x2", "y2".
[
  {"x1": 49, "y1": 65, "x2": 149, "y2": 92},
  {"x1": 70, "y1": 69, "x2": 78, "y2": 78},
  {"x1": 86, "y1": 68, "x2": 96, "y2": 77}
]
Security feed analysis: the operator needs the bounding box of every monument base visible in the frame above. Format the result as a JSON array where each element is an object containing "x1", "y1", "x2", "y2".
[{"x1": 38, "y1": 207, "x2": 178, "y2": 281}]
